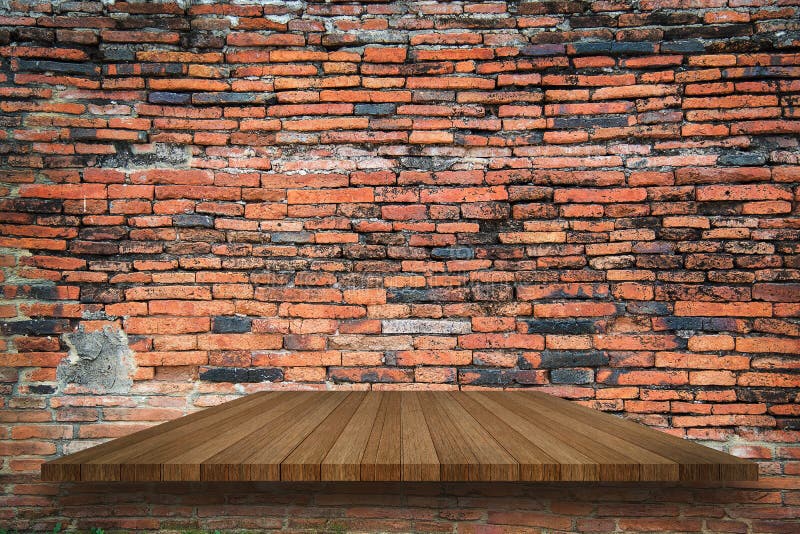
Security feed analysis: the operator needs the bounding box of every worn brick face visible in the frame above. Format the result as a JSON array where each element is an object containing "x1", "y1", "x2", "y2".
[{"x1": 1, "y1": 0, "x2": 799, "y2": 530}]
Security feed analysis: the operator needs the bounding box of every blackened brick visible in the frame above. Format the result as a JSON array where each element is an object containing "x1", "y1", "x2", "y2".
[
  {"x1": 212, "y1": 316, "x2": 252, "y2": 333},
  {"x1": 550, "y1": 368, "x2": 594, "y2": 384},
  {"x1": 200, "y1": 367, "x2": 282, "y2": 383},
  {"x1": 174, "y1": 214, "x2": 215, "y2": 228},
  {"x1": 524, "y1": 319, "x2": 597, "y2": 335}
]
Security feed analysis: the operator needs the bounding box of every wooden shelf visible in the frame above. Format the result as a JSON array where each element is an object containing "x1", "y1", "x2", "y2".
[{"x1": 42, "y1": 391, "x2": 757, "y2": 482}]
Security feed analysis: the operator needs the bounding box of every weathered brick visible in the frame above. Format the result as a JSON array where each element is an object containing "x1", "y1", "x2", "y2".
[
  {"x1": 212, "y1": 316, "x2": 252, "y2": 333},
  {"x1": 382, "y1": 319, "x2": 471, "y2": 335},
  {"x1": 199, "y1": 367, "x2": 283, "y2": 383}
]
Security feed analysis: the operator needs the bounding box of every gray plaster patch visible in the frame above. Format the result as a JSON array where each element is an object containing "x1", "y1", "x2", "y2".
[
  {"x1": 97, "y1": 143, "x2": 190, "y2": 169},
  {"x1": 382, "y1": 319, "x2": 472, "y2": 334},
  {"x1": 57, "y1": 326, "x2": 136, "y2": 393},
  {"x1": 399, "y1": 156, "x2": 458, "y2": 172}
]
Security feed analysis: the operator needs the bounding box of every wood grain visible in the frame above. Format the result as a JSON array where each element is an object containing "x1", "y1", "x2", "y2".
[
  {"x1": 361, "y1": 391, "x2": 401, "y2": 481},
  {"x1": 41, "y1": 391, "x2": 758, "y2": 482}
]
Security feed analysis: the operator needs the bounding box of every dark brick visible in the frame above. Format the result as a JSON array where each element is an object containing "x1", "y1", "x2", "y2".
[
  {"x1": 431, "y1": 246, "x2": 474, "y2": 260},
  {"x1": 697, "y1": 201, "x2": 741, "y2": 216},
  {"x1": 0, "y1": 198, "x2": 63, "y2": 213},
  {"x1": 271, "y1": 232, "x2": 314, "y2": 243},
  {"x1": 69, "y1": 128, "x2": 98, "y2": 141},
  {"x1": 80, "y1": 286, "x2": 123, "y2": 304},
  {"x1": 29, "y1": 385, "x2": 56, "y2": 394},
  {"x1": 212, "y1": 316, "x2": 252, "y2": 333},
  {"x1": 174, "y1": 214, "x2": 215, "y2": 228},
  {"x1": 569, "y1": 15, "x2": 616, "y2": 29},
  {"x1": 611, "y1": 41, "x2": 656, "y2": 55},
  {"x1": 149, "y1": 92, "x2": 191, "y2": 104},
  {"x1": 718, "y1": 153, "x2": 767, "y2": 166},
  {"x1": 738, "y1": 389, "x2": 796, "y2": 404},
  {"x1": 0, "y1": 319, "x2": 71, "y2": 336},
  {"x1": 101, "y1": 47, "x2": 136, "y2": 61},
  {"x1": 661, "y1": 40, "x2": 706, "y2": 53},
  {"x1": 519, "y1": 1, "x2": 588, "y2": 15},
  {"x1": 520, "y1": 44, "x2": 566, "y2": 56},
  {"x1": 472, "y1": 284, "x2": 513, "y2": 302},
  {"x1": 534, "y1": 350, "x2": 609, "y2": 369},
  {"x1": 355, "y1": 104, "x2": 397, "y2": 115},
  {"x1": 399, "y1": 156, "x2": 458, "y2": 171},
  {"x1": 458, "y1": 368, "x2": 514, "y2": 386},
  {"x1": 550, "y1": 368, "x2": 594, "y2": 384},
  {"x1": 665, "y1": 24, "x2": 752, "y2": 41},
  {"x1": 552, "y1": 116, "x2": 630, "y2": 128},
  {"x1": 200, "y1": 367, "x2": 283, "y2": 383},
  {"x1": 17, "y1": 59, "x2": 99, "y2": 75},
  {"x1": 388, "y1": 288, "x2": 468, "y2": 303},
  {"x1": 25, "y1": 286, "x2": 64, "y2": 301},
  {"x1": 192, "y1": 92, "x2": 276, "y2": 105},
  {"x1": 98, "y1": 143, "x2": 190, "y2": 168},
  {"x1": 15, "y1": 27, "x2": 54, "y2": 43},
  {"x1": 571, "y1": 41, "x2": 612, "y2": 54},
  {"x1": 524, "y1": 319, "x2": 597, "y2": 335}
]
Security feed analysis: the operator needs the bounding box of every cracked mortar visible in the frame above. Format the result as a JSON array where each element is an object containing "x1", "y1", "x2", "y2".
[{"x1": 57, "y1": 325, "x2": 136, "y2": 393}]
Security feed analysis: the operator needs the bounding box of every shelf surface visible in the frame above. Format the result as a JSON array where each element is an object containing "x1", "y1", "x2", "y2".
[{"x1": 42, "y1": 391, "x2": 757, "y2": 482}]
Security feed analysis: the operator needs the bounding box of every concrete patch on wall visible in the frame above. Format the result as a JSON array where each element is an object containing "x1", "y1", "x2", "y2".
[
  {"x1": 57, "y1": 325, "x2": 136, "y2": 394},
  {"x1": 97, "y1": 143, "x2": 190, "y2": 169},
  {"x1": 382, "y1": 319, "x2": 472, "y2": 334}
]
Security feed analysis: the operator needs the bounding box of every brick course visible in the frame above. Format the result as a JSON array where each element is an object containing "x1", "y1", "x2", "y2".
[{"x1": 1, "y1": 0, "x2": 799, "y2": 531}]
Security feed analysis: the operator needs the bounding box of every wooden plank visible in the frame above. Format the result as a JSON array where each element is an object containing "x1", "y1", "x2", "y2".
[
  {"x1": 418, "y1": 392, "x2": 518, "y2": 481},
  {"x1": 41, "y1": 392, "x2": 271, "y2": 481},
  {"x1": 90, "y1": 392, "x2": 299, "y2": 482},
  {"x1": 400, "y1": 391, "x2": 439, "y2": 481},
  {"x1": 282, "y1": 392, "x2": 366, "y2": 480},
  {"x1": 321, "y1": 392, "x2": 383, "y2": 481},
  {"x1": 41, "y1": 391, "x2": 758, "y2": 482},
  {"x1": 81, "y1": 392, "x2": 275, "y2": 465},
  {"x1": 500, "y1": 392, "x2": 680, "y2": 481},
  {"x1": 81, "y1": 392, "x2": 279, "y2": 482},
  {"x1": 452, "y1": 392, "x2": 560, "y2": 481},
  {"x1": 360, "y1": 391, "x2": 401, "y2": 481},
  {"x1": 206, "y1": 391, "x2": 349, "y2": 481},
  {"x1": 523, "y1": 391, "x2": 758, "y2": 481},
  {"x1": 442, "y1": 392, "x2": 518, "y2": 481},
  {"x1": 417, "y1": 392, "x2": 474, "y2": 480},
  {"x1": 485, "y1": 392, "x2": 670, "y2": 481},
  {"x1": 163, "y1": 391, "x2": 313, "y2": 481},
  {"x1": 466, "y1": 392, "x2": 601, "y2": 481}
]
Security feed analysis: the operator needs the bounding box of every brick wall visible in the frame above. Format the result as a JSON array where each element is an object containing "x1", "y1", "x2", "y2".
[{"x1": 1, "y1": 0, "x2": 799, "y2": 531}]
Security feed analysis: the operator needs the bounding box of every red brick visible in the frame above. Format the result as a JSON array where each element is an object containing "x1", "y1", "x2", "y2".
[
  {"x1": 287, "y1": 188, "x2": 374, "y2": 204},
  {"x1": 409, "y1": 131, "x2": 454, "y2": 144},
  {"x1": 458, "y1": 333, "x2": 544, "y2": 350},
  {"x1": 697, "y1": 184, "x2": 793, "y2": 201},
  {"x1": 396, "y1": 350, "x2": 472, "y2": 366},
  {"x1": 19, "y1": 184, "x2": 106, "y2": 199},
  {"x1": 594, "y1": 335, "x2": 679, "y2": 351},
  {"x1": 364, "y1": 47, "x2": 407, "y2": 63},
  {"x1": 420, "y1": 186, "x2": 507, "y2": 203},
  {"x1": 688, "y1": 335, "x2": 736, "y2": 352},
  {"x1": 406, "y1": 77, "x2": 495, "y2": 90},
  {"x1": 674, "y1": 301, "x2": 772, "y2": 317},
  {"x1": 197, "y1": 334, "x2": 282, "y2": 350},
  {"x1": 489, "y1": 511, "x2": 572, "y2": 530},
  {"x1": 283, "y1": 117, "x2": 369, "y2": 131},
  {"x1": 535, "y1": 302, "x2": 618, "y2": 318},
  {"x1": 125, "y1": 317, "x2": 209, "y2": 335},
  {"x1": 554, "y1": 188, "x2": 647, "y2": 203},
  {"x1": 736, "y1": 337, "x2": 800, "y2": 354}
]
